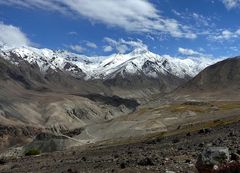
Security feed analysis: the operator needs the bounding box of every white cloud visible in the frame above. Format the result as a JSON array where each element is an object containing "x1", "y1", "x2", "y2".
[
  {"x1": 222, "y1": 0, "x2": 240, "y2": 9},
  {"x1": 86, "y1": 41, "x2": 97, "y2": 49},
  {"x1": 211, "y1": 28, "x2": 240, "y2": 41},
  {"x1": 104, "y1": 37, "x2": 148, "y2": 54},
  {"x1": 178, "y1": 47, "x2": 216, "y2": 60},
  {"x1": 229, "y1": 46, "x2": 239, "y2": 51},
  {"x1": 0, "y1": 0, "x2": 68, "y2": 13},
  {"x1": 69, "y1": 44, "x2": 85, "y2": 53},
  {"x1": 0, "y1": 0, "x2": 197, "y2": 39},
  {"x1": 0, "y1": 22, "x2": 30, "y2": 47},
  {"x1": 172, "y1": 10, "x2": 216, "y2": 33},
  {"x1": 178, "y1": 47, "x2": 202, "y2": 56},
  {"x1": 116, "y1": 44, "x2": 129, "y2": 54},
  {"x1": 103, "y1": 45, "x2": 113, "y2": 52},
  {"x1": 192, "y1": 13, "x2": 211, "y2": 27},
  {"x1": 67, "y1": 31, "x2": 78, "y2": 36}
]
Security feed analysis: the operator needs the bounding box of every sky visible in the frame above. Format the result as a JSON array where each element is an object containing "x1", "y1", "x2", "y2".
[{"x1": 0, "y1": 0, "x2": 240, "y2": 58}]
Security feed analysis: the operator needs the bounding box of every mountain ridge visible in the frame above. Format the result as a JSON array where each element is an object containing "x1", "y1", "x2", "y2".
[
  {"x1": 167, "y1": 56, "x2": 240, "y2": 100},
  {"x1": 0, "y1": 46, "x2": 220, "y2": 81}
]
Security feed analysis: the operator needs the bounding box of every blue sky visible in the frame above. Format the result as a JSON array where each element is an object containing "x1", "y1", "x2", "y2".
[{"x1": 0, "y1": 0, "x2": 240, "y2": 58}]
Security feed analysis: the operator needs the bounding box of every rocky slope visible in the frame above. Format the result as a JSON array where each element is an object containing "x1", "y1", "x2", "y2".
[
  {"x1": 0, "y1": 45, "x2": 224, "y2": 152},
  {"x1": 174, "y1": 56, "x2": 240, "y2": 100},
  {"x1": 0, "y1": 46, "x2": 220, "y2": 98},
  {"x1": 1, "y1": 118, "x2": 240, "y2": 173}
]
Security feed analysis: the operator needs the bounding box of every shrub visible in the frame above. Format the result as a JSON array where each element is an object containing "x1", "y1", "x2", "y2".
[{"x1": 25, "y1": 148, "x2": 41, "y2": 156}]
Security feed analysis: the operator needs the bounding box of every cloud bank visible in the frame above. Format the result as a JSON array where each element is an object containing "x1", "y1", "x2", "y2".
[
  {"x1": 222, "y1": 0, "x2": 240, "y2": 9},
  {"x1": 178, "y1": 47, "x2": 202, "y2": 56},
  {"x1": 103, "y1": 37, "x2": 148, "y2": 54},
  {"x1": 0, "y1": 0, "x2": 196, "y2": 39},
  {"x1": 0, "y1": 22, "x2": 30, "y2": 47}
]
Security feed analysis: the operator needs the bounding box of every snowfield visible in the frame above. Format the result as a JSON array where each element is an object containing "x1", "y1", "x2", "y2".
[{"x1": 0, "y1": 46, "x2": 221, "y2": 80}]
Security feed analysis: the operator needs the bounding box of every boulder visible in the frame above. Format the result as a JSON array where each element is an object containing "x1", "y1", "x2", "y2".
[{"x1": 196, "y1": 147, "x2": 240, "y2": 173}]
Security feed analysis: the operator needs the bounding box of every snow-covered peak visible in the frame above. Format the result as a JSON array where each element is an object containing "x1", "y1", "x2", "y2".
[
  {"x1": 129, "y1": 47, "x2": 149, "y2": 55},
  {"x1": 88, "y1": 50, "x2": 220, "y2": 79},
  {"x1": 0, "y1": 46, "x2": 92, "y2": 74},
  {"x1": 0, "y1": 46, "x2": 221, "y2": 80}
]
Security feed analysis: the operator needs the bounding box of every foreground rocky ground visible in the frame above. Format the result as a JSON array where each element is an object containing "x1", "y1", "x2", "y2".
[{"x1": 1, "y1": 119, "x2": 240, "y2": 173}]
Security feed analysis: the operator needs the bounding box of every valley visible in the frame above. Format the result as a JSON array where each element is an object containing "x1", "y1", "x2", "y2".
[
  {"x1": 0, "y1": 46, "x2": 239, "y2": 173},
  {"x1": 1, "y1": 1, "x2": 240, "y2": 172},
  {"x1": 1, "y1": 113, "x2": 240, "y2": 173}
]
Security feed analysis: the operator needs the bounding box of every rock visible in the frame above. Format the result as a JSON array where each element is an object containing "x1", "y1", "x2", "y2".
[
  {"x1": 198, "y1": 128, "x2": 211, "y2": 134},
  {"x1": 0, "y1": 159, "x2": 6, "y2": 165},
  {"x1": 120, "y1": 162, "x2": 126, "y2": 169},
  {"x1": 113, "y1": 154, "x2": 119, "y2": 159},
  {"x1": 186, "y1": 132, "x2": 191, "y2": 136},
  {"x1": 198, "y1": 142, "x2": 205, "y2": 148},
  {"x1": 81, "y1": 157, "x2": 86, "y2": 161},
  {"x1": 228, "y1": 131, "x2": 235, "y2": 137},
  {"x1": 197, "y1": 147, "x2": 230, "y2": 165},
  {"x1": 172, "y1": 138, "x2": 180, "y2": 144},
  {"x1": 196, "y1": 147, "x2": 230, "y2": 172},
  {"x1": 231, "y1": 153, "x2": 240, "y2": 161},
  {"x1": 166, "y1": 171, "x2": 175, "y2": 173},
  {"x1": 138, "y1": 157, "x2": 154, "y2": 166},
  {"x1": 67, "y1": 168, "x2": 78, "y2": 173}
]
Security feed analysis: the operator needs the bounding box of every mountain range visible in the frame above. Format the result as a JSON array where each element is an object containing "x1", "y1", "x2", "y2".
[
  {"x1": 1, "y1": 45, "x2": 238, "y2": 154},
  {"x1": 0, "y1": 46, "x2": 219, "y2": 80},
  {"x1": 0, "y1": 46, "x2": 220, "y2": 98}
]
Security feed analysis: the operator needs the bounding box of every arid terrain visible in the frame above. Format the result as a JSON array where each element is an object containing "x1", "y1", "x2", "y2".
[
  {"x1": 1, "y1": 115, "x2": 240, "y2": 173},
  {"x1": 0, "y1": 44, "x2": 240, "y2": 173},
  {"x1": 1, "y1": 1, "x2": 240, "y2": 172}
]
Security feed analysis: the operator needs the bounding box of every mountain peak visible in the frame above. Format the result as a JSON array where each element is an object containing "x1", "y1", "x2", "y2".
[
  {"x1": 129, "y1": 47, "x2": 149, "y2": 56},
  {"x1": 0, "y1": 46, "x2": 221, "y2": 80}
]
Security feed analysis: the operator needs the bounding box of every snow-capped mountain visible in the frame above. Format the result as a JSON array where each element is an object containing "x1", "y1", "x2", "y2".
[
  {"x1": 89, "y1": 48, "x2": 219, "y2": 80},
  {"x1": 0, "y1": 46, "x2": 220, "y2": 81}
]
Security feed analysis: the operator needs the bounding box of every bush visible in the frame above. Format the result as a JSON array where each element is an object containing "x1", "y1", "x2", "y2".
[{"x1": 25, "y1": 148, "x2": 41, "y2": 156}]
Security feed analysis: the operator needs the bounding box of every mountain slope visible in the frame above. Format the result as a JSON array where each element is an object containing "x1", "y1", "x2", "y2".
[
  {"x1": 0, "y1": 46, "x2": 219, "y2": 80},
  {"x1": 0, "y1": 46, "x2": 220, "y2": 99},
  {"x1": 174, "y1": 57, "x2": 240, "y2": 99},
  {"x1": 0, "y1": 46, "x2": 227, "y2": 152}
]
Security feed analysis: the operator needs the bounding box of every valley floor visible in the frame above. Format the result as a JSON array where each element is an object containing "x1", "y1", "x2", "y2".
[{"x1": 1, "y1": 119, "x2": 240, "y2": 173}]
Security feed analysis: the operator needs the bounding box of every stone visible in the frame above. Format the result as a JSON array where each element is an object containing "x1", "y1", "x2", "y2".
[
  {"x1": 196, "y1": 147, "x2": 240, "y2": 173},
  {"x1": 197, "y1": 147, "x2": 230, "y2": 166},
  {"x1": 120, "y1": 162, "x2": 126, "y2": 169},
  {"x1": 231, "y1": 153, "x2": 240, "y2": 161},
  {"x1": 196, "y1": 147, "x2": 230, "y2": 172},
  {"x1": 138, "y1": 157, "x2": 154, "y2": 166}
]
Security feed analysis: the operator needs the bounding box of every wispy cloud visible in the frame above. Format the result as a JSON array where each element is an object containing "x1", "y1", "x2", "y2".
[
  {"x1": 178, "y1": 47, "x2": 203, "y2": 56},
  {"x1": 0, "y1": 0, "x2": 69, "y2": 14},
  {"x1": 85, "y1": 41, "x2": 97, "y2": 49},
  {"x1": 103, "y1": 45, "x2": 113, "y2": 52},
  {"x1": 0, "y1": 22, "x2": 30, "y2": 47},
  {"x1": 172, "y1": 10, "x2": 217, "y2": 37},
  {"x1": 210, "y1": 28, "x2": 240, "y2": 41},
  {"x1": 68, "y1": 44, "x2": 85, "y2": 53},
  {"x1": 67, "y1": 31, "x2": 78, "y2": 36},
  {"x1": 104, "y1": 37, "x2": 148, "y2": 54},
  {"x1": 0, "y1": 0, "x2": 197, "y2": 39},
  {"x1": 178, "y1": 47, "x2": 216, "y2": 60},
  {"x1": 222, "y1": 0, "x2": 240, "y2": 9}
]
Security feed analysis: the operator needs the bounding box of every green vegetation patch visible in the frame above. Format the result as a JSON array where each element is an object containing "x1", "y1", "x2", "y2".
[
  {"x1": 153, "y1": 101, "x2": 240, "y2": 114},
  {"x1": 25, "y1": 148, "x2": 41, "y2": 156},
  {"x1": 217, "y1": 102, "x2": 240, "y2": 110}
]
